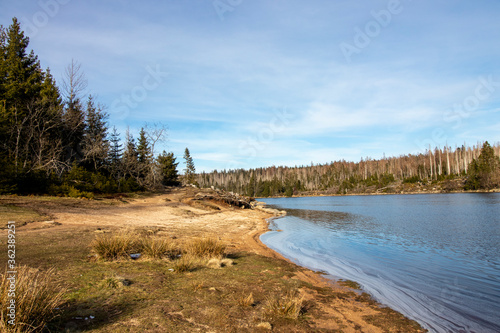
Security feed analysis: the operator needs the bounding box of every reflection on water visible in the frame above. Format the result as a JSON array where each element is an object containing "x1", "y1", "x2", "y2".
[
  {"x1": 285, "y1": 208, "x2": 365, "y2": 226},
  {"x1": 261, "y1": 193, "x2": 500, "y2": 333}
]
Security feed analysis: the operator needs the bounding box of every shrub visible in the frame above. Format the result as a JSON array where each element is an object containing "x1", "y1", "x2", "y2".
[
  {"x1": 68, "y1": 186, "x2": 94, "y2": 199},
  {"x1": 185, "y1": 237, "x2": 226, "y2": 258},
  {"x1": 0, "y1": 266, "x2": 65, "y2": 332}
]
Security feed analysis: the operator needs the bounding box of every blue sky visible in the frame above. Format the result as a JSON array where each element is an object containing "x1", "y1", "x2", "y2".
[{"x1": 2, "y1": 0, "x2": 500, "y2": 172}]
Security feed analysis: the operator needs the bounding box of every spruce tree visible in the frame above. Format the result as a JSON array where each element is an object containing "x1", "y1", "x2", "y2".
[
  {"x1": 109, "y1": 126, "x2": 122, "y2": 179},
  {"x1": 0, "y1": 18, "x2": 64, "y2": 192},
  {"x1": 82, "y1": 95, "x2": 109, "y2": 172},
  {"x1": 137, "y1": 128, "x2": 152, "y2": 165},
  {"x1": 122, "y1": 130, "x2": 139, "y2": 179},
  {"x1": 183, "y1": 148, "x2": 196, "y2": 185},
  {"x1": 466, "y1": 141, "x2": 500, "y2": 190},
  {"x1": 157, "y1": 151, "x2": 179, "y2": 186}
]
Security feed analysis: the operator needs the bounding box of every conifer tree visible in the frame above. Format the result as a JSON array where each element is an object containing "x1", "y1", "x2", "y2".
[
  {"x1": 61, "y1": 60, "x2": 87, "y2": 165},
  {"x1": 466, "y1": 141, "x2": 500, "y2": 190},
  {"x1": 82, "y1": 95, "x2": 109, "y2": 172},
  {"x1": 122, "y1": 129, "x2": 139, "y2": 179},
  {"x1": 109, "y1": 127, "x2": 122, "y2": 178},
  {"x1": 157, "y1": 151, "x2": 179, "y2": 186},
  {"x1": 183, "y1": 148, "x2": 196, "y2": 185},
  {"x1": 137, "y1": 128, "x2": 152, "y2": 166},
  {"x1": 0, "y1": 18, "x2": 65, "y2": 192}
]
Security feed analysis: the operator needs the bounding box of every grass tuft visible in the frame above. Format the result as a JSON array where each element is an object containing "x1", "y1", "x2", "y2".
[
  {"x1": 262, "y1": 290, "x2": 304, "y2": 320},
  {"x1": 171, "y1": 255, "x2": 200, "y2": 273},
  {"x1": 140, "y1": 237, "x2": 179, "y2": 259},
  {"x1": 0, "y1": 266, "x2": 66, "y2": 333},
  {"x1": 237, "y1": 292, "x2": 255, "y2": 307},
  {"x1": 90, "y1": 233, "x2": 137, "y2": 260},
  {"x1": 186, "y1": 237, "x2": 226, "y2": 258}
]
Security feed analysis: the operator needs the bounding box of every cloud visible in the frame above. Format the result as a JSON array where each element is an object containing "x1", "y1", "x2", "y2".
[{"x1": 2, "y1": 1, "x2": 499, "y2": 172}]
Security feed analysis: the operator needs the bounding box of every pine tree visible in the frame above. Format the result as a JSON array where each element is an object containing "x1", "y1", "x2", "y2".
[
  {"x1": 109, "y1": 126, "x2": 122, "y2": 179},
  {"x1": 0, "y1": 18, "x2": 65, "y2": 192},
  {"x1": 137, "y1": 128, "x2": 152, "y2": 165},
  {"x1": 465, "y1": 141, "x2": 500, "y2": 190},
  {"x1": 1, "y1": 18, "x2": 43, "y2": 115},
  {"x1": 183, "y1": 148, "x2": 196, "y2": 185},
  {"x1": 157, "y1": 151, "x2": 179, "y2": 186},
  {"x1": 122, "y1": 129, "x2": 138, "y2": 178},
  {"x1": 61, "y1": 60, "x2": 87, "y2": 165},
  {"x1": 82, "y1": 95, "x2": 109, "y2": 172}
]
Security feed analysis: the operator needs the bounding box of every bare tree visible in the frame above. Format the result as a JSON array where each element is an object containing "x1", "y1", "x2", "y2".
[
  {"x1": 144, "y1": 122, "x2": 168, "y2": 188},
  {"x1": 62, "y1": 59, "x2": 88, "y2": 105},
  {"x1": 144, "y1": 122, "x2": 168, "y2": 157}
]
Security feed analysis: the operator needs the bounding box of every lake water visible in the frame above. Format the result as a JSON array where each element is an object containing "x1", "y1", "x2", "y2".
[{"x1": 260, "y1": 193, "x2": 500, "y2": 333}]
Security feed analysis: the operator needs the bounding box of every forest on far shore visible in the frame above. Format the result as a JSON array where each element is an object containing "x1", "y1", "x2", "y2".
[
  {"x1": 196, "y1": 141, "x2": 500, "y2": 197},
  {"x1": 0, "y1": 18, "x2": 185, "y2": 197}
]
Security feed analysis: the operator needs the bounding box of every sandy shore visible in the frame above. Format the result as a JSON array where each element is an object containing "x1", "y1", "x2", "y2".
[{"x1": 3, "y1": 187, "x2": 425, "y2": 332}]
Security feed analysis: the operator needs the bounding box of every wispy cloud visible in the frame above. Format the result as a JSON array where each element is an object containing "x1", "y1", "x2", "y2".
[{"x1": 1, "y1": 0, "x2": 499, "y2": 172}]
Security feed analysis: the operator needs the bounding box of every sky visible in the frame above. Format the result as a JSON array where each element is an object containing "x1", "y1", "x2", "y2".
[{"x1": 1, "y1": 0, "x2": 500, "y2": 172}]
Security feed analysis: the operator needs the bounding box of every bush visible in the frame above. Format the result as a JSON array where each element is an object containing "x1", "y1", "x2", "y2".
[
  {"x1": 68, "y1": 186, "x2": 94, "y2": 199},
  {"x1": 403, "y1": 175, "x2": 420, "y2": 184},
  {"x1": 0, "y1": 266, "x2": 65, "y2": 332}
]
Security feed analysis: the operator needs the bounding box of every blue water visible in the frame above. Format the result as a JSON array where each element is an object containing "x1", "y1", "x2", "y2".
[{"x1": 260, "y1": 193, "x2": 500, "y2": 333}]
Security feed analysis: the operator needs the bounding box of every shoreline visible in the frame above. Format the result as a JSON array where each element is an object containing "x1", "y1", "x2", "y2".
[
  {"x1": 256, "y1": 187, "x2": 500, "y2": 199},
  {"x1": 255, "y1": 193, "x2": 500, "y2": 333},
  {"x1": 251, "y1": 207, "x2": 427, "y2": 332},
  {"x1": 1, "y1": 189, "x2": 426, "y2": 332}
]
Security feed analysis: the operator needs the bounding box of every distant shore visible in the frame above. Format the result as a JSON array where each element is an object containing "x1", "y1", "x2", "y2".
[{"x1": 256, "y1": 186, "x2": 500, "y2": 199}]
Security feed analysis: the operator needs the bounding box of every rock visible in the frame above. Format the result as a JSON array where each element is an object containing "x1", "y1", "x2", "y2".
[{"x1": 130, "y1": 253, "x2": 141, "y2": 260}]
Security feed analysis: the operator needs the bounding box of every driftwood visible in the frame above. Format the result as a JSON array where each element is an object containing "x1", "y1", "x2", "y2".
[{"x1": 192, "y1": 190, "x2": 255, "y2": 209}]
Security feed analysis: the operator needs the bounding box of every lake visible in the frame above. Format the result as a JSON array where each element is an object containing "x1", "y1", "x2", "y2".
[{"x1": 260, "y1": 193, "x2": 500, "y2": 333}]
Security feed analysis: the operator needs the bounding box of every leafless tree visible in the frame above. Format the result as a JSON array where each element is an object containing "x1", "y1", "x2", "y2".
[{"x1": 61, "y1": 59, "x2": 88, "y2": 105}]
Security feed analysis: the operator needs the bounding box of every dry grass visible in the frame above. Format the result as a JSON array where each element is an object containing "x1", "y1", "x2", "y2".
[
  {"x1": 171, "y1": 255, "x2": 201, "y2": 273},
  {"x1": 237, "y1": 292, "x2": 255, "y2": 307},
  {"x1": 0, "y1": 266, "x2": 66, "y2": 333},
  {"x1": 185, "y1": 237, "x2": 226, "y2": 258},
  {"x1": 262, "y1": 290, "x2": 305, "y2": 320},
  {"x1": 90, "y1": 232, "x2": 137, "y2": 260},
  {"x1": 140, "y1": 236, "x2": 179, "y2": 259}
]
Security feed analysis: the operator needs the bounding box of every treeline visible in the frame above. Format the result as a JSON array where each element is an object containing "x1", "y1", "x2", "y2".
[
  {"x1": 197, "y1": 142, "x2": 500, "y2": 197},
  {"x1": 0, "y1": 18, "x2": 181, "y2": 196}
]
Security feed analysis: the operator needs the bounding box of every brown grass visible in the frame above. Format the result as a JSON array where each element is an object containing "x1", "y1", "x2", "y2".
[
  {"x1": 171, "y1": 255, "x2": 201, "y2": 273},
  {"x1": 0, "y1": 266, "x2": 66, "y2": 333},
  {"x1": 262, "y1": 290, "x2": 305, "y2": 320},
  {"x1": 139, "y1": 236, "x2": 179, "y2": 259},
  {"x1": 237, "y1": 292, "x2": 255, "y2": 307},
  {"x1": 185, "y1": 237, "x2": 226, "y2": 258},
  {"x1": 90, "y1": 233, "x2": 137, "y2": 260}
]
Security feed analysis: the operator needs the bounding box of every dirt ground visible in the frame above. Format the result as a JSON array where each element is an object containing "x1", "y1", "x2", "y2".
[{"x1": 1, "y1": 187, "x2": 426, "y2": 332}]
